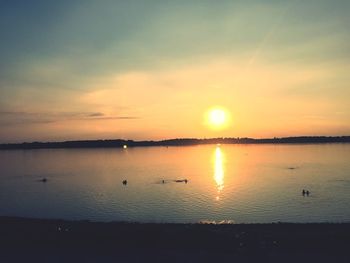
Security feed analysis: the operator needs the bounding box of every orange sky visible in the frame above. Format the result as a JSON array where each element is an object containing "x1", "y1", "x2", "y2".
[{"x1": 0, "y1": 1, "x2": 349, "y2": 142}]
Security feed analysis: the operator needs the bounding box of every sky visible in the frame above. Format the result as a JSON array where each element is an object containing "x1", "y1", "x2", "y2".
[{"x1": 0, "y1": 0, "x2": 349, "y2": 143}]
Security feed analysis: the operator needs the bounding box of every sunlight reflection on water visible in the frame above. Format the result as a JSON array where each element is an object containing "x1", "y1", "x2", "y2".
[
  {"x1": 214, "y1": 146, "x2": 224, "y2": 201},
  {"x1": 1, "y1": 144, "x2": 350, "y2": 223}
]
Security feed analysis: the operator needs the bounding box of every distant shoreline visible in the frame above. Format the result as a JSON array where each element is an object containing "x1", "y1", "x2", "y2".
[
  {"x1": 1, "y1": 216, "x2": 349, "y2": 262},
  {"x1": 1, "y1": 136, "x2": 350, "y2": 150}
]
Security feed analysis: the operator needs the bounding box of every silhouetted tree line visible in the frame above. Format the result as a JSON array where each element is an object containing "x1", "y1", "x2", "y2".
[{"x1": 0, "y1": 136, "x2": 349, "y2": 150}]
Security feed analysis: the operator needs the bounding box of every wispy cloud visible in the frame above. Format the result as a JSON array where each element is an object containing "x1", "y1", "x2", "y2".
[
  {"x1": 93, "y1": 116, "x2": 139, "y2": 120},
  {"x1": 87, "y1": 112, "x2": 105, "y2": 117},
  {"x1": 0, "y1": 111, "x2": 139, "y2": 126}
]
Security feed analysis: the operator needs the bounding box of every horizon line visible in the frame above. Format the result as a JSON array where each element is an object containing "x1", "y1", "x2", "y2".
[{"x1": 1, "y1": 135, "x2": 350, "y2": 150}]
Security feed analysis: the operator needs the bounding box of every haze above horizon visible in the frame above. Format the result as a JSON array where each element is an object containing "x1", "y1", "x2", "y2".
[{"x1": 1, "y1": 0, "x2": 349, "y2": 143}]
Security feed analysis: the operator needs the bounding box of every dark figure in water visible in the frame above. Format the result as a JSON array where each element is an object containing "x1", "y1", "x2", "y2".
[
  {"x1": 40, "y1": 178, "x2": 47, "y2": 183},
  {"x1": 175, "y1": 179, "x2": 188, "y2": 183},
  {"x1": 302, "y1": 189, "x2": 306, "y2": 196},
  {"x1": 122, "y1": 180, "x2": 127, "y2": 185},
  {"x1": 162, "y1": 180, "x2": 165, "y2": 184},
  {"x1": 306, "y1": 190, "x2": 310, "y2": 196}
]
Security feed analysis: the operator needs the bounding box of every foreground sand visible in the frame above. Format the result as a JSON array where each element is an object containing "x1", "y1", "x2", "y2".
[{"x1": 1, "y1": 217, "x2": 349, "y2": 263}]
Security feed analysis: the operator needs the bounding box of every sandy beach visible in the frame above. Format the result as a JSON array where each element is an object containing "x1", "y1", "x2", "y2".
[{"x1": 0, "y1": 217, "x2": 349, "y2": 262}]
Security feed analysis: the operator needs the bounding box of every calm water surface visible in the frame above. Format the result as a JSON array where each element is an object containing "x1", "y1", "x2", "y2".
[{"x1": 1, "y1": 144, "x2": 350, "y2": 223}]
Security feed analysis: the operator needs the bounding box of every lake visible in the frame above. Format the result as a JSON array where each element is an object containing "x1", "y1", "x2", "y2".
[{"x1": 1, "y1": 144, "x2": 350, "y2": 223}]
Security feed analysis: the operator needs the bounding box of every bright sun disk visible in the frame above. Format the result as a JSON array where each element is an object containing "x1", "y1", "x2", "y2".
[{"x1": 208, "y1": 108, "x2": 227, "y2": 127}]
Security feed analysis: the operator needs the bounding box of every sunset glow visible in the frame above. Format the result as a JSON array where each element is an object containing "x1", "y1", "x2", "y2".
[
  {"x1": 1, "y1": 2, "x2": 350, "y2": 260},
  {"x1": 0, "y1": 1, "x2": 349, "y2": 142}
]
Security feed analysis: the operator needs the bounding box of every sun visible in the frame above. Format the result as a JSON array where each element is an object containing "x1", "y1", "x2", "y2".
[{"x1": 207, "y1": 108, "x2": 228, "y2": 128}]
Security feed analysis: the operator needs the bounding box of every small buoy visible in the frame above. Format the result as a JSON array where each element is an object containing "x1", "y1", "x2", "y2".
[{"x1": 123, "y1": 145, "x2": 127, "y2": 149}]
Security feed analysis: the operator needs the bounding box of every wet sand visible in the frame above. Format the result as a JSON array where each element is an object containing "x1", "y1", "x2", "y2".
[{"x1": 1, "y1": 217, "x2": 349, "y2": 262}]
